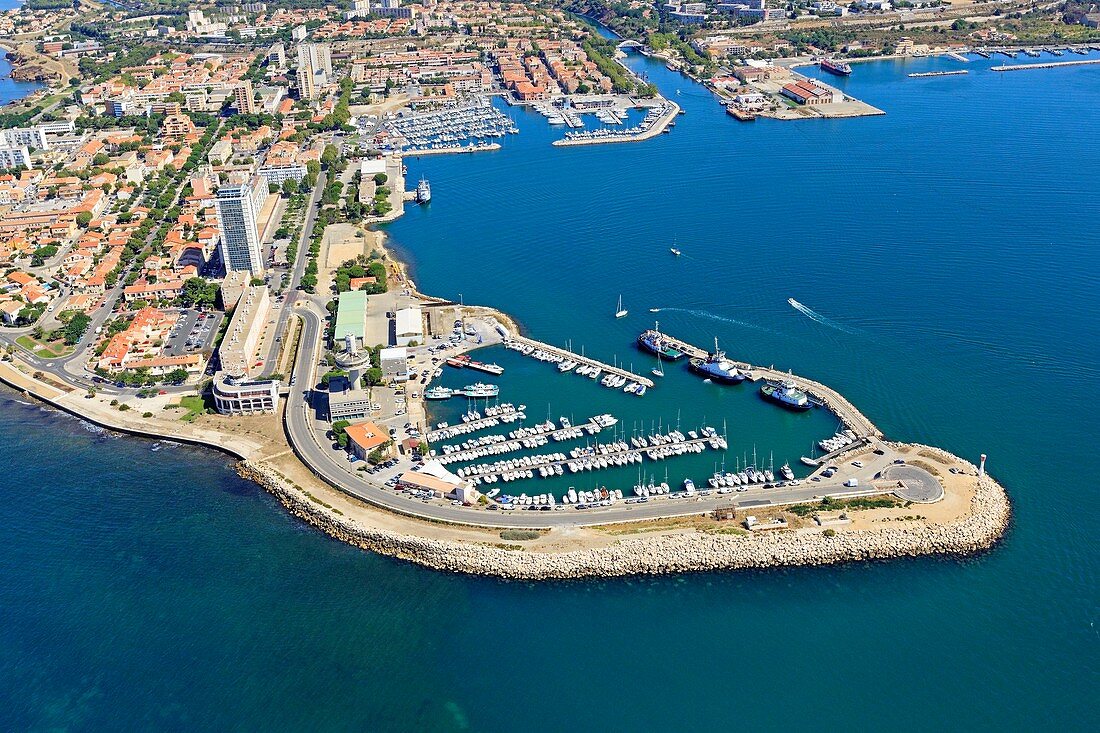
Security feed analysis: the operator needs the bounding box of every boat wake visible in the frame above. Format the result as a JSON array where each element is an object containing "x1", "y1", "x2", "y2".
[
  {"x1": 787, "y1": 298, "x2": 860, "y2": 335},
  {"x1": 648, "y1": 307, "x2": 771, "y2": 332}
]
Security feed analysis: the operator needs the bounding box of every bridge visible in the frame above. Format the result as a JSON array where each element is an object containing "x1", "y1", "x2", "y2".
[{"x1": 617, "y1": 40, "x2": 645, "y2": 50}]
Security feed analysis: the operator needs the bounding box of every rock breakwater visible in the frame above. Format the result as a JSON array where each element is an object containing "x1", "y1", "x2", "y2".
[{"x1": 238, "y1": 454, "x2": 1011, "y2": 580}]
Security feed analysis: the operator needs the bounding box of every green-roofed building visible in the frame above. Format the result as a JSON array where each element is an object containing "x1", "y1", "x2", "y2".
[{"x1": 334, "y1": 290, "x2": 367, "y2": 348}]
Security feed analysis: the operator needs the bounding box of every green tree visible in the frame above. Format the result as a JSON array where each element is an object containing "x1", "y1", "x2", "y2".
[
  {"x1": 62, "y1": 312, "x2": 92, "y2": 345},
  {"x1": 180, "y1": 277, "x2": 219, "y2": 308},
  {"x1": 281, "y1": 177, "x2": 299, "y2": 196},
  {"x1": 76, "y1": 210, "x2": 93, "y2": 227}
]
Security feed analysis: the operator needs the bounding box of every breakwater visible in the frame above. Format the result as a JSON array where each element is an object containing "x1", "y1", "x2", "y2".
[
  {"x1": 991, "y1": 58, "x2": 1100, "y2": 72},
  {"x1": 239, "y1": 455, "x2": 1010, "y2": 579}
]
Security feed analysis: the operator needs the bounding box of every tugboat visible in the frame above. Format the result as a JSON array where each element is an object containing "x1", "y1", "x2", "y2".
[
  {"x1": 416, "y1": 177, "x2": 431, "y2": 204},
  {"x1": 760, "y1": 378, "x2": 813, "y2": 411},
  {"x1": 820, "y1": 58, "x2": 853, "y2": 76},
  {"x1": 637, "y1": 322, "x2": 684, "y2": 361},
  {"x1": 688, "y1": 337, "x2": 746, "y2": 384}
]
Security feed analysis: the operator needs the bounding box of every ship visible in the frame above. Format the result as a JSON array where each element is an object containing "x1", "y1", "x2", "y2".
[
  {"x1": 466, "y1": 360, "x2": 504, "y2": 375},
  {"x1": 425, "y1": 386, "x2": 454, "y2": 400},
  {"x1": 637, "y1": 323, "x2": 685, "y2": 361},
  {"x1": 759, "y1": 379, "x2": 813, "y2": 411},
  {"x1": 416, "y1": 178, "x2": 431, "y2": 203},
  {"x1": 688, "y1": 337, "x2": 746, "y2": 384},
  {"x1": 820, "y1": 58, "x2": 852, "y2": 76},
  {"x1": 460, "y1": 382, "x2": 499, "y2": 398}
]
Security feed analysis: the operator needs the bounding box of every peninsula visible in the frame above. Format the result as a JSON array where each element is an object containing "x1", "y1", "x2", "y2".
[{"x1": 0, "y1": 0, "x2": 1015, "y2": 578}]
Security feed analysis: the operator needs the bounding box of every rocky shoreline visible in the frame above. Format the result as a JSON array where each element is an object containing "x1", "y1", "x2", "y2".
[{"x1": 238, "y1": 453, "x2": 1011, "y2": 579}]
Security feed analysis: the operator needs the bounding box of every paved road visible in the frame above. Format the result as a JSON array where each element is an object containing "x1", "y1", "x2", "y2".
[{"x1": 882, "y1": 465, "x2": 944, "y2": 503}]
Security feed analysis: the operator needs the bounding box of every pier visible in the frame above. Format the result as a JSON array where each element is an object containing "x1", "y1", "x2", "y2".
[
  {"x1": 908, "y1": 70, "x2": 968, "y2": 78},
  {"x1": 426, "y1": 407, "x2": 527, "y2": 442},
  {"x1": 456, "y1": 434, "x2": 724, "y2": 481},
  {"x1": 654, "y1": 330, "x2": 882, "y2": 440},
  {"x1": 551, "y1": 101, "x2": 680, "y2": 147},
  {"x1": 991, "y1": 59, "x2": 1100, "y2": 72},
  {"x1": 401, "y1": 143, "x2": 501, "y2": 157},
  {"x1": 436, "y1": 415, "x2": 617, "y2": 465},
  {"x1": 506, "y1": 335, "x2": 654, "y2": 388}
]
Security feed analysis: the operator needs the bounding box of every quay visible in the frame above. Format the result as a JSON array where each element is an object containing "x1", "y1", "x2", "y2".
[
  {"x1": 947, "y1": 52, "x2": 969, "y2": 63},
  {"x1": 652, "y1": 330, "x2": 881, "y2": 440},
  {"x1": 991, "y1": 58, "x2": 1100, "y2": 72},
  {"x1": 506, "y1": 335, "x2": 654, "y2": 388},
  {"x1": 908, "y1": 70, "x2": 968, "y2": 78}
]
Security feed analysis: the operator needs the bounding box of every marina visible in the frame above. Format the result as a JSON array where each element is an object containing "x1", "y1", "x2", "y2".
[
  {"x1": 385, "y1": 98, "x2": 518, "y2": 153},
  {"x1": 435, "y1": 414, "x2": 619, "y2": 465},
  {"x1": 425, "y1": 403, "x2": 527, "y2": 442},
  {"x1": 552, "y1": 101, "x2": 679, "y2": 146}
]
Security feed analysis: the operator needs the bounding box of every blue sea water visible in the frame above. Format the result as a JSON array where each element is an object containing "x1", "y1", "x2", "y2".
[
  {"x1": 0, "y1": 0, "x2": 45, "y2": 107},
  {"x1": 3, "y1": 47, "x2": 1099, "y2": 731}
]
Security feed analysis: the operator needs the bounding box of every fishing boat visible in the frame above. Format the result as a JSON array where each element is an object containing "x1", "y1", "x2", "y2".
[
  {"x1": 425, "y1": 386, "x2": 454, "y2": 400},
  {"x1": 614, "y1": 294, "x2": 628, "y2": 319},
  {"x1": 688, "y1": 337, "x2": 746, "y2": 384},
  {"x1": 637, "y1": 321, "x2": 685, "y2": 360},
  {"x1": 416, "y1": 178, "x2": 431, "y2": 203},
  {"x1": 759, "y1": 378, "x2": 813, "y2": 411}
]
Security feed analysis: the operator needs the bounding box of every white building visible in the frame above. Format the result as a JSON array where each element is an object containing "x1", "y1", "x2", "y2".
[
  {"x1": 296, "y1": 43, "x2": 332, "y2": 100},
  {"x1": 1, "y1": 126, "x2": 49, "y2": 150},
  {"x1": 212, "y1": 372, "x2": 279, "y2": 415},
  {"x1": 394, "y1": 307, "x2": 423, "y2": 347},
  {"x1": 380, "y1": 346, "x2": 409, "y2": 381},
  {"x1": 218, "y1": 284, "x2": 270, "y2": 378},
  {"x1": 215, "y1": 175, "x2": 267, "y2": 276},
  {"x1": 0, "y1": 145, "x2": 32, "y2": 169}
]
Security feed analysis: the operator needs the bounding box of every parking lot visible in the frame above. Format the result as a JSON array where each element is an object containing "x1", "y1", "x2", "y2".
[{"x1": 163, "y1": 310, "x2": 223, "y2": 357}]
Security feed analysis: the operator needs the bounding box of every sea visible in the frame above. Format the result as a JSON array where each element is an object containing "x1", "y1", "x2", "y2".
[{"x1": 2, "y1": 36, "x2": 1098, "y2": 731}]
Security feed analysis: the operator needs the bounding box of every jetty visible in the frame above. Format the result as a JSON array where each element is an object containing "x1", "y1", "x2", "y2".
[
  {"x1": 991, "y1": 58, "x2": 1100, "y2": 72},
  {"x1": 908, "y1": 70, "x2": 968, "y2": 78},
  {"x1": 506, "y1": 335, "x2": 654, "y2": 388},
  {"x1": 401, "y1": 143, "x2": 501, "y2": 157},
  {"x1": 652, "y1": 330, "x2": 882, "y2": 440},
  {"x1": 426, "y1": 407, "x2": 527, "y2": 442},
  {"x1": 947, "y1": 52, "x2": 969, "y2": 63},
  {"x1": 551, "y1": 101, "x2": 679, "y2": 147}
]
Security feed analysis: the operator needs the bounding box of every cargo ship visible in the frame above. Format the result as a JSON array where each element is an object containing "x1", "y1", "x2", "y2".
[
  {"x1": 759, "y1": 379, "x2": 813, "y2": 411},
  {"x1": 688, "y1": 337, "x2": 746, "y2": 384},
  {"x1": 819, "y1": 58, "x2": 852, "y2": 76},
  {"x1": 638, "y1": 323, "x2": 685, "y2": 361}
]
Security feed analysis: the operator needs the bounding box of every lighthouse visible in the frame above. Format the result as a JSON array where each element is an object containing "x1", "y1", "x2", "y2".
[{"x1": 979, "y1": 454, "x2": 987, "y2": 477}]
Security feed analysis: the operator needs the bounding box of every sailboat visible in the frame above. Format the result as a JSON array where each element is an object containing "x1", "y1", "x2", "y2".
[
  {"x1": 615, "y1": 294, "x2": 628, "y2": 319},
  {"x1": 651, "y1": 349, "x2": 664, "y2": 378}
]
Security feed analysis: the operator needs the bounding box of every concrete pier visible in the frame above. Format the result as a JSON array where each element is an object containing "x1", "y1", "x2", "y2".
[
  {"x1": 991, "y1": 58, "x2": 1100, "y2": 72},
  {"x1": 506, "y1": 335, "x2": 654, "y2": 388}
]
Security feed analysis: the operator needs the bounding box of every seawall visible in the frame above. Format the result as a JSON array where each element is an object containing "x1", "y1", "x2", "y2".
[{"x1": 240, "y1": 454, "x2": 1011, "y2": 579}]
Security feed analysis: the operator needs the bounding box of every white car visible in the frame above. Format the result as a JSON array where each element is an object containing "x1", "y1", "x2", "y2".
[{"x1": 852, "y1": 460, "x2": 864, "y2": 468}]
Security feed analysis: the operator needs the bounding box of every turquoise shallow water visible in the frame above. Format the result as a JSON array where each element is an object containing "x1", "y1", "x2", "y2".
[{"x1": 3, "y1": 48, "x2": 1099, "y2": 730}]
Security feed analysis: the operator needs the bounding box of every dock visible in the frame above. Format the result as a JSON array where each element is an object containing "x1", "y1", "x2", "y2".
[
  {"x1": 456, "y1": 434, "x2": 724, "y2": 480},
  {"x1": 654, "y1": 330, "x2": 882, "y2": 440},
  {"x1": 436, "y1": 416, "x2": 617, "y2": 465},
  {"x1": 991, "y1": 58, "x2": 1100, "y2": 72},
  {"x1": 506, "y1": 335, "x2": 654, "y2": 388},
  {"x1": 426, "y1": 408, "x2": 526, "y2": 442},
  {"x1": 908, "y1": 70, "x2": 968, "y2": 78},
  {"x1": 947, "y1": 52, "x2": 969, "y2": 63},
  {"x1": 401, "y1": 143, "x2": 501, "y2": 157}
]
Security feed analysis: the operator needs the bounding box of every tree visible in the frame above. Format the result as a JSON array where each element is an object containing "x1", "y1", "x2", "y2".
[
  {"x1": 268, "y1": 182, "x2": 280, "y2": 194},
  {"x1": 321, "y1": 144, "x2": 339, "y2": 169},
  {"x1": 373, "y1": 172, "x2": 387, "y2": 185},
  {"x1": 180, "y1": 277, "x2": 218, "y2": 308},
  {"x1": 362, "y1": 367, "x2": 383, "y2": 386},
  {"x1": 281, "y1": 177, "x2": 298, "y2": 196},
  {"x1": 164, "y1": 368, "x2": 189, "y2": 385},
  {"x1": 76, "y1": 210, "x2": 93, "y2": 227},
  {"x1": 332, "y1": 420, "x2": 351, "y2": 448},
  {"x1": 62, "y1": 313, "x2": 92, "y2": 345},
  {"x1": 250, "y1": 277, "x2": 265, "y2": 287}
]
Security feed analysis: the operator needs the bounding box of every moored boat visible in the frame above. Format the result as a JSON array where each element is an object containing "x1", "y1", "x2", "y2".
[
  {"x1": 688, "y1": 337, "x2": 746, "y2": 384},
  {"x1": 760, "y1": 379, "x2": 813, "y2": 411},
  {"x1": 820, "y1": 58, "x2": 853, "y2": 76},
  {"x1": 637, "y1": 322, "x2": 684, "y2": 361}
]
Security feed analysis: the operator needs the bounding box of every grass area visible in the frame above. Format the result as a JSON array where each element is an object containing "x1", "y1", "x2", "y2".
[
  {"x1": 16, "y1": 334, "x2": 74, "y2": 358},
  {"x1": 786, "y1": 495, "x2": 900, "y2": 517},
  {"x1": 176, "y1": 395, "x2": 206, "y2": 422},
  {"x1": 499, "y1": 529, "x2": 543, "y2": 541}
]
